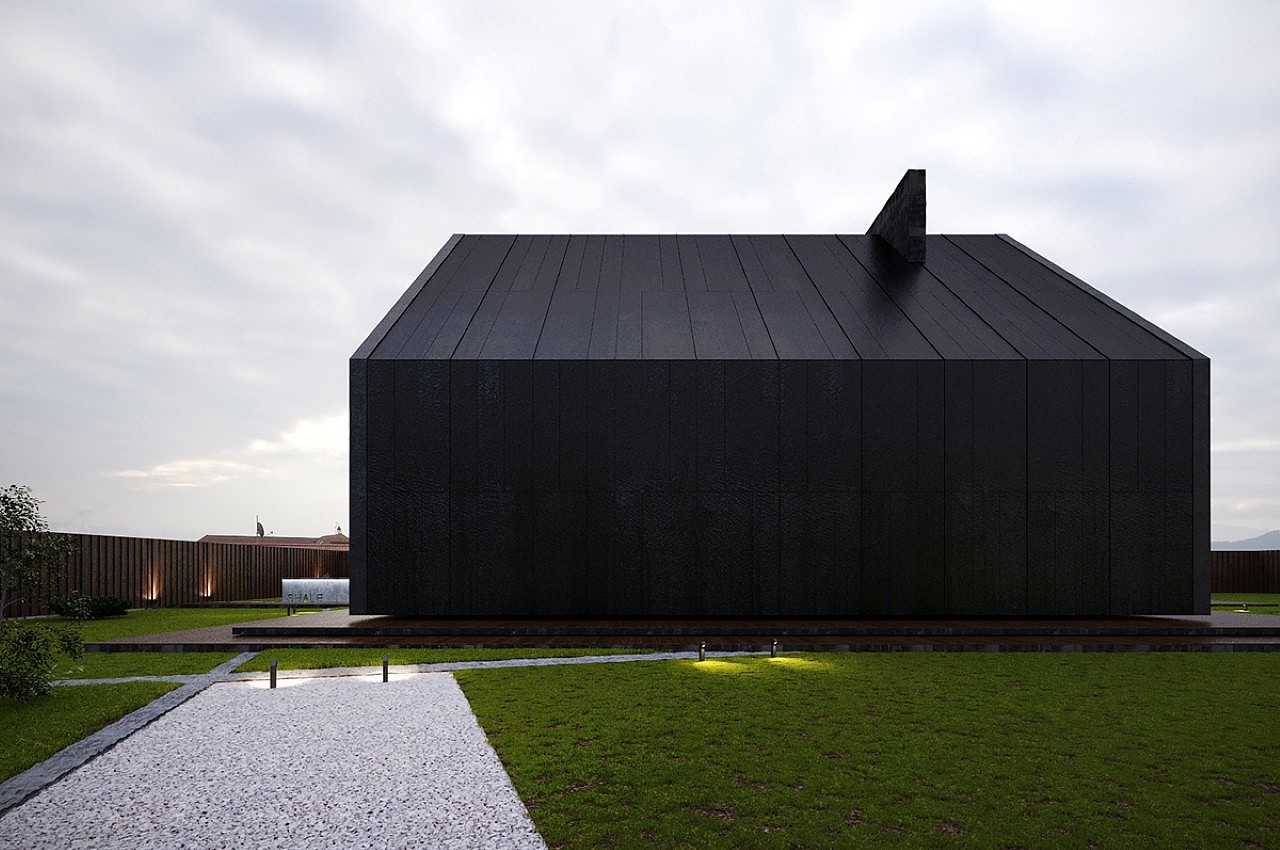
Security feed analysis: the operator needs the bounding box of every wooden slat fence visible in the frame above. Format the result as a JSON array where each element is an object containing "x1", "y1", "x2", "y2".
[
  {"x1": 1211, "y1": 550, "x2": 1280, "y2": 594},
  {"x1": 5, "y1": 533, "x2": 348, "y2": 619}
]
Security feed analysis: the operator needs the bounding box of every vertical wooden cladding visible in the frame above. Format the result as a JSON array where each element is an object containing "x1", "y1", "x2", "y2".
[
  {"x1": 1026, "y1": 359, "x2": 1109, "y2": 614},
  {"x1": 6, "y1": 533, "x2": 347, "y2": 617},
  {"x1": 944, "y1": 360, "x2": 1028, "y2": 615},
  {"x1": 1211, "y1": 551, "x2": 1280, "y2": 593},
  {"x1": 860, "y1": 360, "x2": 944, "y2": 615},
  {"x1": 1109, "y1": 359, "x2": 1192, "y2": 614}
]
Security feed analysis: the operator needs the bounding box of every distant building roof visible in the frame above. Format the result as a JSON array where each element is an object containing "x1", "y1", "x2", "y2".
[{"x1": 198, "y1": 533, "x2": 349, "y2": 550}]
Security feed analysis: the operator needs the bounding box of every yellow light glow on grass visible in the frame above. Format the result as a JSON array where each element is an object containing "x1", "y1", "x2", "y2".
[
  {"x1": 764, "y1": 655, "x2": 828, "y2": 670},
  {"x1": 689, "y1": 658, "x2": 750, "y2": 673}
]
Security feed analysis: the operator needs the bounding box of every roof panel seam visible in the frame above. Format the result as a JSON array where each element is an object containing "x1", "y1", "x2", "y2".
[
  {"x1": 784, "y1": 235, "x2": 857, "y2": 357},
  {"x1": 532, "y1": 234, "x2": 575, "y2": 356},
  {"x1": 942, "y1": 235, "x2": 1107, "y2": 360},
  {"x1": 370, "y1": 234, "x2": 473, "y2": 359},
  {"x1": 669, "y1": 238, "x2": 700, "y2": 360},
  {"x1": 445, "y1": 236, "x2": 520, "y2": 359},
  {"x1": 996, "y1": 234, "x2": 1202, "y2": 360},
  {"x1": 729, "y1": 236, "x2": 779, "y2": 359},
  {"x1": 921, "y1": 267, "x2": 1024, "y2": 360},
  {"x1": 834, "y1": 235, "x2": 943, "y2": 360}
]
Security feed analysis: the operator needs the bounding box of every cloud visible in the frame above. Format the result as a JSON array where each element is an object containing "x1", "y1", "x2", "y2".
[
  {"x1": 116, "y1": 459, "x2": 270, "y2": 489},
  {"x1": 115, "y1": 411, "x2": 346, "y2": 491},
  {"x1": 249, "y1": 412, "x2": 347, "y2": 457}
]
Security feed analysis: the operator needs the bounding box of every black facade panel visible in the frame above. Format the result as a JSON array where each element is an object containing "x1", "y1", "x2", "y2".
[
  {"x1": 559, "y1": 361, "x2": 589, "y2": 491},
  {"x1": 476, "y1": 361, "x2": 504, "y2": 491},
  {"x1": 1027, "y1": 489, "x2": 1109, "y2": 614},
  {"x1": 363, "y1": 359, "x2": 397, "y2": 614},
  {"x1": 643, "y1": 493, "x2": 698, "y2": 615},
  {"x1": 412, "y1": 491, "x2": 450, "y2": 614},
  {"x1": 1192, "y1": 358, "x2": 1210, "y2": 613},
  {"x1": 471, "y1": 493, "x2": 509, "y2": 613},
  {"x1": 945, "y1": 490, "x2": 1028, "y2": 615},
  {"x1": 448, "y1": 361, "x2": 478, "y2": 491},
  {"x1": 860, "y1": 491, "x2": 945, "y2": 615},
  {"x1": 695, "y1": 361, "x2": 726, "y2": 492},
  {"x1": 531, "y1": 361, "x2": 560, "y2": 493},
  {"x1": 503, "y1": 361, "x2": 533, "y2": 493},
  {"x1": 752, "y1": 492, "x2": 781, "y2": 615},
  {"x1": 1137, "y1": 359, "x2": 1167, "y2": 490},
  {"x1": 349, "y1": 358, "x2": 368, "y2": 613},
  {"x1": 1109, "y1": 490, "x2": 1166, "y2": 614},
  {"x1": 807, "y1": 361, "x2": 860, "y2": 493},
  {"x1": 780, "y1": 492, "x2": 836, "y2": 615},
  {"x1": 1081, "y1": 360, "x2": 1110, "y2": 492},
  {"x1": 698, "y1": 492, "x2": 751, "y2": 615},
  {"x1": 614, "y1": 361, "x2": 667, "y2": 492},
  {"x1": 609, "y1": 489, "x2": 644, "y2": 615},
  {"x1": 863, "y1": 361, "x2": 921, "y2": 491},
  {"x1": 533, "y1": 491, "x2": 584, "y2": 614},
  {"x1": 943, "y1": 360, "x2": 975, "y2": 493},
  {"x1": 586, "y1": 361, "x2": 615, "y2": 492},
  {"x1": 1165, "y1": 360, "x2": 1194, "y2": 492},
  {"x1": 779, "y1": 361, "x2": 807, "y2": 492},
  {"x1": 832, "y1": 491, "x2": 861, "y2": 612},
  {"x1": 725, "y1": 361, "x2": 779, "y2": 492},
  {"x1": 669, "y1": 361, "x2": 698, "y2": 493},
  {"x1": 447, "y1": 490, "x2": 477, "y2": 614}
]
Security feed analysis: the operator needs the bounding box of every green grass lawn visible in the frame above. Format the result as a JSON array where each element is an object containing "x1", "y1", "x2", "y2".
[
  {"x1": 457, "y1": 653, "x2": 1280, "y2": 849},
  {"x1": 42, "y1": 606, "x2": 293, "y2": 642},
  {"x1": 54, "y1": 651, "x2": 237, "y2": 680},
  {"x1": 0, "y1": 682, "x2": 178, "y2": 781},
  {"x1": 235, "y1": 647, "x2": 654, "y2": 672}
]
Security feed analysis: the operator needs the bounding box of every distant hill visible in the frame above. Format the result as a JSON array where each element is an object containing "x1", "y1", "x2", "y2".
[{"x1": 1211, "y1": 529, "x2": 1280, "y2": 550}]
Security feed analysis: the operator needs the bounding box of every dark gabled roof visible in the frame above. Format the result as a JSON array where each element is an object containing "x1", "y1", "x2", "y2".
[{"x1": 355, "y1": 232, "x2": 1203, "y2": 362}]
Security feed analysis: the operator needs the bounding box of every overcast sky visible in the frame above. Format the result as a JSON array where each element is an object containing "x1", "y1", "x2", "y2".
[{"x1": 2, "y1": 1, "x2": 1278, "y2": 542}]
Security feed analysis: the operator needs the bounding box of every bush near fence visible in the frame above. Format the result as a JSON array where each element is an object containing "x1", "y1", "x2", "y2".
[
  {"x1": 5, "y1": 533, "x2": 348, "y2": 618},
  {"x1": 1211, "y1": 550, "x2": 1280, "y2": 594}
]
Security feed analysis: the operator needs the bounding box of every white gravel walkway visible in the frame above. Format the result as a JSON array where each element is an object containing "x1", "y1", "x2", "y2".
[{"x1": 1, "y1": 673, "x2": 547, "y2": 850}]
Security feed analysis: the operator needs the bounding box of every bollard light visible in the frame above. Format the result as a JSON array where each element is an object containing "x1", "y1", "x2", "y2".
[
  {"x1": 269, "y1": 659, "x2": 277, "y2": 689},
  {"x1": 771, "y1": 639, "x2": 778, "y2": 658},
  {"x1": 383, "y1": 655, "x2": 389, "y2": 683},
  {"x1": 698, "y1": 641, "x2": 706, "y2": 662}
]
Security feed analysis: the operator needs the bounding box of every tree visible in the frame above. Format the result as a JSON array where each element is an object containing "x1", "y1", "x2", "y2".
[
  {"x1": 0, "y1": 485, "x2": 82, "y2": 701},
  {"x1": 0, "y1": 484, "x2": 74, "y2": 624}
]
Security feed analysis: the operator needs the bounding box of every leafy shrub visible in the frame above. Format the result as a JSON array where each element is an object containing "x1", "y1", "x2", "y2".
[
  {"x1": 46, "y1": 591, "x2": 91, "y2": 620},
  {"x1": 83, "y1": 595, "x2": 129, "y2": 619},
  {"x1": 0, "y1": 621, "x2": 84, "y2": 701},
  {"x1": 47, "y1": 591, "x2": 129, "y2": 620}
]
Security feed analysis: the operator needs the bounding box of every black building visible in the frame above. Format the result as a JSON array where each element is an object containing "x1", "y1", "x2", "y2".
[{"x1": 350, "y1": 171, "x2": 1209, "y2": 617}]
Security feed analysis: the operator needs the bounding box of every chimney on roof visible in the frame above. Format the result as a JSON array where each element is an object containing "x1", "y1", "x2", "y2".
[{"x1": 867, "y1": 169, "x2": 926, "y2": 263}]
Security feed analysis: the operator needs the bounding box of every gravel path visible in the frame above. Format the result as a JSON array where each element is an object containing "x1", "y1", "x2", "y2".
[{"x1": 1, "y1": 673, "x2": 547, "y2": 850}]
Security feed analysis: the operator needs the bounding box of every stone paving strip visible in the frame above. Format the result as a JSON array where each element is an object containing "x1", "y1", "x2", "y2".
[{"x1": 0, "y1": 650, "x2": 755, "y2": 848}]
